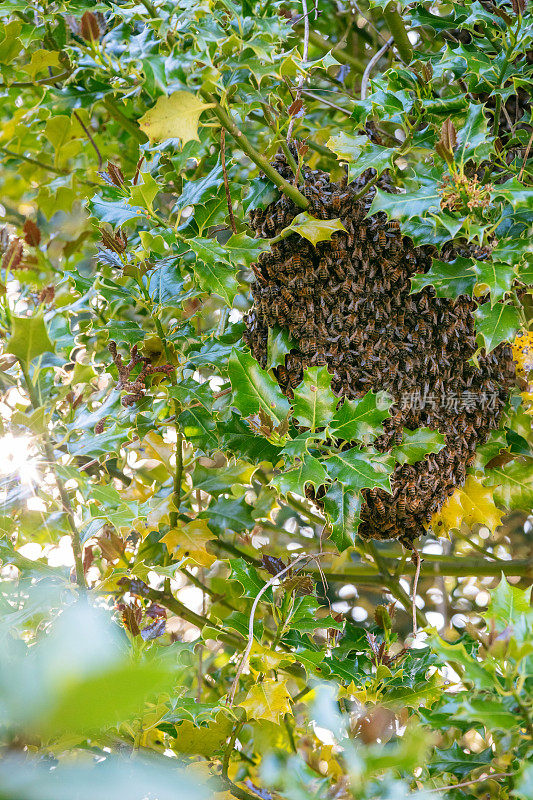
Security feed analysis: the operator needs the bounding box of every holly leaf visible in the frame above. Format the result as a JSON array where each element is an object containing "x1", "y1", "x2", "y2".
[
  {"x1": 239, "y1": 679, "x2": 291, "y2": 725},
  {"x1": 173, "y1": 711, "x2": 233, "y2": 757},
  {"x1": 429, "y1": 635, "x2": 496, "y2": 690},
  {"x1": 485, "y1": 457, "x2": 533, "y2": 511},
  {"x1": 326, "y1": 132, "x2": 395, "y2": 179},
  {"x1": 200, "y1": 496, "x2": 255, "y2": 535},
  {"x1": 281, "y1": 212, "x2": 347, "y2": 247},
  {"x1": 487, "y1": 575, "x2": 532, "y2": 627},
  {"x1": 491, "y1": 178, "x2": 533, "y2": 211},
  {"x1": 370, "y1": 181, "x2": 441, "y2": 222},
  {"x1": 323, "y1": 482, "x2": 362, "y2": 551},
  {"x1": 475, "y1": 302, "x2": 520, "y2": 352},
  {"x1": 228, "y1": 349, "x2": 291, "y2": 425},
  {"x1": 266, "y1": 326, "x2": 295, "y2": 371},
  {"x1": 329, "y1": 391, "x2": 392, "y2": 443},
  {"x1": 324, "y1": 448, "x2": 394, "y2": 493},
  {"x1": 473, "y1": 259, "x2": 514, "y2": 306},
  {"x1": 430, "y1": 475, "x2": 504, "y2": 536},
  {"x1": 292, "y1": 366, "x2": 338, "y2": 431},
  {"x1": 410, "y1": 258, "x2": 476, "y2": 298},
  {"x1": 138, "y1": 91, "x2": 214, "y2": 145},
  {"x1": 458, "y1": 697, "x2": 518, "y2": 731},
  {"x1": 271, "y1": 454, "x2": 327, "y2": 497},
  {"x1": 189, "y1": 238, "x2": 240, "y2": 305},
  {"x1": 391, "y1": 428, "x2": 446, "y2": 465},
  {"x1": 161, "y1": 519, "x2": 216, "y2": 567},
  {"x1": 455, "y1": 103, "x2": 491, "y2": 165},
  {"x1": 429, "y1": 743, "x2": 493, "y2": 778},
  {"x1": 243, "y1": 177, "x2": 279, "y2": 212},
  {"x1": 7, "y1": 313, "x2": 54, "y2": 365}
]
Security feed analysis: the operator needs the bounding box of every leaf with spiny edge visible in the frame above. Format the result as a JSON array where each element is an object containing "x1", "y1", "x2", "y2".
[
  {"x1": 324, "y1": 448, "x2": 395, "y2": 494},
  {"x1": 487, "y1": 575, "x2": 532, "y2": 627},
  {"x1": 323, "y1": 481, "x2": 362, "y2": 551},
  {"x1": 391, "y1": 428, "x2": 446, "y2": 465},
  {"x1": 138, "y1": 91, "x2": 214, "y2": 145},
  {"x1": 271, "y1": 454, "x2": 327, "y2": 498},
  {"x1": 410, "y1": 258, "x2": 476, "y2": 298},
  {"x1": 239, "y1": 679, "x2": 292, "y2": 725},
  {"x1": 281, "y1": 212, "x2": 347, "y2": 247},
  {"x1": 329, "y1": 390, "x2": 392, "y2": 444},
  {"x1": 7, "y1": 313, "x2": 54, "y2": 365},
  {"x1": 161, "y1": 518, "x2": 216, "y2": 567},
  {"x1": 228, "y1": 348, "x2": 291, "y2": 426},
  {"x1": 475, "y1": 302, "x2": 520, "y2": 352},
  {"x1": 430, "y1": 475, "x2": 504, "y2": 536},
  {"x1": 292, "y1": 365, "x2": 338, "y2": 432}
]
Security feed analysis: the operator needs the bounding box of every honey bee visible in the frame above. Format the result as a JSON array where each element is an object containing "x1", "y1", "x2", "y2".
[
  {"x1": 289, "y1": 371, "x2": 301, "y2": 389},
  {"x1": 317, "y1": 261, "x2": 329, "y2": 281},
  {"x1": 378, "y1": 230, "x2": 387, "y2": 248},
  {"x1": 278, "y1": 366, "x2": 289, "y2": 384},
  {"x1": 291, "y1": 253, "x2": 301, "y2": 271},
  {"x1": 374, "y1": 497, "x2": 386, "y2": 516},
  {"x1": 315, "y1": 352, "x2": 327, "y2": 366},
  {"x1": 294, "y1": 276, "x2": 304, "y2": 293},
  {"x1": 331, "y1": 193, "x2": 342, "y2": 213},
  {"x1": 293, "y1": 307, "x2": 306, "y2": 324},
  {"x1": 300, "y1": 339, "x2": 311, "y2": 354},
  {"x1": 279, "y1": 300, "x2": 290, "y2": 318}
]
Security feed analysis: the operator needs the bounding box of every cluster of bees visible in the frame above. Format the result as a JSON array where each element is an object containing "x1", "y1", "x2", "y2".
[{"x1": 244, "y1": 153, "x2": 515, "y2": 545}]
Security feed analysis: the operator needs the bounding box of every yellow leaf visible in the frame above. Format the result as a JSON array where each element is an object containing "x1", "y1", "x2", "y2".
[
  {"x1": 249, "y1": 641, "x2": 288, "y2": 672},
  {"x1": 513, "y1": 330, "x2": 533, "y2": 374},
  {"x1": 22, "y1": 51, "x2": 60, "y2": 79},
  {"x1": 121, "y1": 479, "x2": 154, "y2": 503},
  {"x1": 283, "y1": 212, "x2": 347, "y2": 247},
  {"x1": 141, "y1": 431, "x2": 174, "y2": 472},
  {"x1": 161, "y1": 518, "x2": 216, "y2": 567},
  {"x1": 239, "y1": 679, "x2": 291, "y2": 725},
  {"x1": 133, "y1": 495, "x2": 173, "y2": 538},
  {"x1": 521, "y1": 392, "x2": 533, "y2": 415},
  {"x1": 173, "y1": 711, "x2": 233, "y2": 757},
  {"x1": 138, "y1": 91, "x2": 214, "y2": 145},
  {"x1": 431, "y1": 475, "x2": 504, "y2": 536}
]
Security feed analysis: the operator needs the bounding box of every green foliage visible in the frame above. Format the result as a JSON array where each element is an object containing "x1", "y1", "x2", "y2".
[{"x1": 0, "y1": 1, "x2": 531, "y2": 799}]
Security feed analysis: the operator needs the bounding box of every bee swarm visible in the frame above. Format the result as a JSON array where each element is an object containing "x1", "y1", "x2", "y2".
[{"x1": 244, "y1": 154, "x2": 516, "y2": 545}]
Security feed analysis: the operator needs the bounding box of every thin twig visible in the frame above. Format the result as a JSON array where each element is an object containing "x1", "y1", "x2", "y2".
[
  {"x1": 221, "y1": 128, "x2": 237, "y2": 234},
  {"x1": 301, "y1": 90, "x2": 352, "y2": 115},
  {"x1": 360, "y1": 36, "x2": 393, "y2": 100},
  {"x1": 410, "y1": 545, "x2": 422, "y2": 637},
  {"x1": 287, "y1": 0, "x2": 310, "y2": 140},
  {"x1": 351, "y1": 1, "x2": 390, "y2": 45},
  {"x1": 427, "y1": 773, "x2": 512, "y2": 793},
  {"x1": 518, "y1": 127, "x2": 533, "y2": 181},
  {"x1": 227, "y1": 555, "x2": 308, "y2": 706},
  {"x1": 73, "y1": 111, "x2": 103, "y2": 169}
]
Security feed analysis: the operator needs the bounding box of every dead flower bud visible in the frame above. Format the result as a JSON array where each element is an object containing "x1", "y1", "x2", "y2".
[
  {"x1": 108, "y1": 341, "x2": 174, "y2": 406},
  {"x1": 99, "y1": 161, "x2": 125, "y2": 188},
  {"x1": 1, "y1": 239, "x2": 24, "y2": 271},
  {"x1": 100, "y1": 226, "x2": 127, "y2": 254},
  {"x1": 23, "y1": 219, "x2": 41, "y2": 247},
  {"x1": 80, "y1": 11, "x2": 103, "y2": 42},
  {"x1": 38, "y1": 285, "x2": 55, "y2": 305}
]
